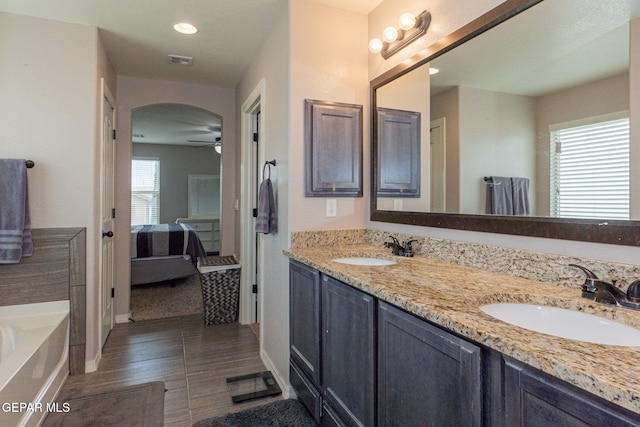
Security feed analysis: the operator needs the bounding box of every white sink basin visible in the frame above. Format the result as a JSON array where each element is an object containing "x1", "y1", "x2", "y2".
[
  {"x1": 480, "y1": 303, "x2": 640, "y2": 346},
  {"x1": 332, "y1": 257, "x2": 396, "y2": 266}
]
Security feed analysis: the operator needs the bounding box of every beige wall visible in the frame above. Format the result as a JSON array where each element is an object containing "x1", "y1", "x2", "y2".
[
  {"x1": 459, "y1": 86, "x2": 536, "y2": 214},
  {"x1": 114, "y1": 76, "x2": 236, "y2": 319},
  {"x1": 235, "y1": 1, "x2": 290, "y2": 391},
  {"x1": 235, "y1": 0, "x2": 368, "y2": 392},
  {"x1": 0, "y1": 12, "x2": 116, "y2": 368}
]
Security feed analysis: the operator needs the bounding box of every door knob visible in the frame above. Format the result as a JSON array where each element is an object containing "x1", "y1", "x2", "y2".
[{"x1": 102, "y1": 231, "x2": 114, "y2": 238}]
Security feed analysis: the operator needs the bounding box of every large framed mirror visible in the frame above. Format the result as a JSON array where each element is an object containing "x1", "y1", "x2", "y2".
[{"x1": 371, "y1": 0, "x2": 640, "y2": 246}]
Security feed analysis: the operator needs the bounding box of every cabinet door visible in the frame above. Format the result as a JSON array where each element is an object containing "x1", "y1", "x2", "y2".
[
  {"x1": 377, "y1": 107, "x2": 421, "y2": 197},
  {"x1": 504, "y1": 357, "x2": 640, "y2": 427},
  {"x1": 378, "y1": 302, "x2": 482, "y2": 427},
  {"x1": 289, "y1": 260, "x2": 322, "y2": 385},
  {"x1": 322, "y1": 276, "x2": 375, "y2": 427}
]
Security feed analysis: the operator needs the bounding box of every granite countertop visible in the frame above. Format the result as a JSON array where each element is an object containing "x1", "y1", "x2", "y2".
[{"x1": 284, "y1": 244, "x2": 640, "y2": 415}]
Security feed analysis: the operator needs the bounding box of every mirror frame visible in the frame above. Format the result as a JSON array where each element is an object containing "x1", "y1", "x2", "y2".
[{"x1": 370, "y1": 0, "x2": 640, "y2": 246}]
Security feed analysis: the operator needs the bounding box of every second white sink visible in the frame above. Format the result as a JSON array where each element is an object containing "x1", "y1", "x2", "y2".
[
  {"x1": 332, "y1": 257, "x2": 396, "y2": 266},
  {"x1": 480, "y1": 303, "x2": 640, "y2": 346}
]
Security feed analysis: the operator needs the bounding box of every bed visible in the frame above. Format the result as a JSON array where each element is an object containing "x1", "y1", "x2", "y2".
[{"x1": 130, "y1": 223, "x2": 206, "y2": 285}]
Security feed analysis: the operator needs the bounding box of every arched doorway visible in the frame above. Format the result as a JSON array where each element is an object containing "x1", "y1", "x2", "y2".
[{"x1": 129, "y1": 103, "x2": 223, "y2": 320}]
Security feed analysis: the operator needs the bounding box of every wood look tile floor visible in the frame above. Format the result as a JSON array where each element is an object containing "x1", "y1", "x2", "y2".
[{"x1": 58, "y1": 315, "x2": 281, "y2": 426}]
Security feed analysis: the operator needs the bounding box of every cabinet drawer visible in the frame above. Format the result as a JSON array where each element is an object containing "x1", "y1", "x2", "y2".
[
  {"x1": 187, "y1": 222, "x2": 213, "y2": 231},
  {"x1": 290, "y1": 361, "x2": 322, "y2": 424},
  {"x1": 198, "y1": 231, "x2": 213, "y2": 242}
]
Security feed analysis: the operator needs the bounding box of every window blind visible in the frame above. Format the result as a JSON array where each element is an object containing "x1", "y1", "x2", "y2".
[
  {"x1": 550, "y1": 116, "x2": 629, "y2": 220},
  {"x1": 131, "y1": 158, "x2": 160, "y2": 225}
]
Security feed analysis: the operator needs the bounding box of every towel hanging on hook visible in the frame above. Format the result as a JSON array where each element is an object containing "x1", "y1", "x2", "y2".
[{"x1": 262, "y1": 159, "x2": 277, "y2": 181}]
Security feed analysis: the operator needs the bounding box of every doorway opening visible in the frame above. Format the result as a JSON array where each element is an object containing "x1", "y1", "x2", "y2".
[{"x1": 128, "y1": 103, "x2": 223, "y2": 321}]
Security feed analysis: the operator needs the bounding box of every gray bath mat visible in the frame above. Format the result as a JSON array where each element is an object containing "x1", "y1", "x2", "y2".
[
  {"x1": 43, "y1": 381, "x2": 165, "y2": 427},
  {"x1": 192, "y1": 399, "x2": 315, "y2": 427}
]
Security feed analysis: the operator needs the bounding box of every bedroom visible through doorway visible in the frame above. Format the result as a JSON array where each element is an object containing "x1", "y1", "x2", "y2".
[{"x1": 129, "y1": 104, "x2": 222, "y2": 321}]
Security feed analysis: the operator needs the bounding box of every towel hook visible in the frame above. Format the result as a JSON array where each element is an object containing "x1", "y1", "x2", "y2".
[
  {"x1": 262, "y1": 159, "x2": 277, "y2": 180},
  {"x1": 25, "y1": 160, "x2": 35, "y2": 169}
]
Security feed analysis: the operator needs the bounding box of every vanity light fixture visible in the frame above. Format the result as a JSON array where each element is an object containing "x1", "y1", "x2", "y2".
[
  {"x1": 173, "y1": 22, "x2": 198, "y2": 35},
  {"x1": 369, "y1": 10, "x2": 431, "y2": 59}
]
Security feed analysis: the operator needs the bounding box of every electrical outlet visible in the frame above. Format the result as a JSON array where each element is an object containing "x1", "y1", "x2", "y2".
[{"x1": 326, "y1": 199, "x2": 337, "y2": 217}]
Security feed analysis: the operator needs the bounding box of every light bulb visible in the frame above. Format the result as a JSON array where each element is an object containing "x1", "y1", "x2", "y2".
[
  {"x1": 429, "y1": 67, "x2": 439, "y2": 75},
  {"x1": 382, "y1": 26, "x2": 399, "y2": 43},
  {"x1": 368, "y1": 38, "x2": 383, "y2": 53},
  {"x1": 398, "y1": 13, "x2": 416, "y2": 31},
  {"x1": 214, "y1": 145, "x2": 222, "y2": 154},
  {"x1": 173, "y1": 22, "x2": 198, "y2": 34}
]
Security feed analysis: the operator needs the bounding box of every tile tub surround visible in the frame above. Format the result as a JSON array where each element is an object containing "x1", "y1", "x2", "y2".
[
  {"x1": 0, "y1": 228, "x2": 86, "y2": 375},
  {"x1": 284, "y1": 244, "x2": 640, "y2": 415}
]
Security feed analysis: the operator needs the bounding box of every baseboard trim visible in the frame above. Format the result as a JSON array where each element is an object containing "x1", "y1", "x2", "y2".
[
  {"x1": 115, "y1": 312, "x2": 131, "y2": 323},
  {"x1": 85, "y1": 350, "x2": 101, "y2": 373},
  {"x1": 260, "y1": 349, "x2": 294, "y2": 399}
]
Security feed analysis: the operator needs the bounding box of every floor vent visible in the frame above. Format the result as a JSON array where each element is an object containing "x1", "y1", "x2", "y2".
[{"x1": 168, "y1": 55, "x2": 193, "y2": 66}]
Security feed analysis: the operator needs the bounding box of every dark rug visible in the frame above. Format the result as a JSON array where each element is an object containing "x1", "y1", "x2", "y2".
[
  {"x1": 192, "y1": 399, "x2": 315, "y2": 427},
  {"x1": 43, "y1": 381, "x2": 165, "y2": 427}
]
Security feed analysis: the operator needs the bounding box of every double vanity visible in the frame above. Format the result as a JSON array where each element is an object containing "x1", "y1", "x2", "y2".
[{"x1": 285, "y1": 243, "x2": 640, "y2": 426}]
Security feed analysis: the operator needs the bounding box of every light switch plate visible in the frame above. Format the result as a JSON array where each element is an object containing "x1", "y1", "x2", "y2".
[
  {"x1": 393, "y1": 199, "x2": 403, "y2": 210},
  {"x1": 326, "y1": 199, "x2": 337, "y2": 217}
]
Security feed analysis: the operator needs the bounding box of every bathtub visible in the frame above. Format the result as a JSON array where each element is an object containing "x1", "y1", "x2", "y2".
[{"x1": 0, "y1": 301, "x2": 70, "y2": 427}]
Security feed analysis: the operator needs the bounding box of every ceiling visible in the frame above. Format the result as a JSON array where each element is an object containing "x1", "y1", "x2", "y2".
[{"x1": 0, "y1": 0, "x2": 382, "y2": 89}]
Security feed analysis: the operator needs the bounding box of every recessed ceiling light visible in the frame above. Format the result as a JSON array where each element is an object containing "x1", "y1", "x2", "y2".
[{"x1": 173, "y1": 22, "x2": 197, "y2": 35}]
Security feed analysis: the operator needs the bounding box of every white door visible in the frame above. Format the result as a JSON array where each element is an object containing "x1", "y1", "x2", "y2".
[
  {"x1": 100, "y1": 79, "x2": 116, "y2": 348},
  {"x1": 430, "y1": 118, "x2": 446, "y2": 212}
]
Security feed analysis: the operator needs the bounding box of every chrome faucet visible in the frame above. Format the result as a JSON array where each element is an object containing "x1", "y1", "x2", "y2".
[
  {"x1": 384, "y1": 236, "x2": 415, "y2": 257},
  {"x1": 570, "y1": 264, "x2": 640, "y2": 310}
]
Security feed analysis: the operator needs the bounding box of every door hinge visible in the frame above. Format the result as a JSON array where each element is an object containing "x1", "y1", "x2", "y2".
[
  {"x1": 252, "y1": 208, "x2": 258, "y2": 218},
  {"x1": 111, "y1": 288, "x2": 114, "y2": 298},
  {"x1": 252, "y1": 284, "x2": 258, "y2": 294},
  {"x1": 253, "y1": 132, "x2": 259, "y2": 143},
  {"x1": 111, "y1": 208, "x2": 116, "y2": 219},
  {"x1": 112, "y1": 129, "x2": 116, "y2": 140}
]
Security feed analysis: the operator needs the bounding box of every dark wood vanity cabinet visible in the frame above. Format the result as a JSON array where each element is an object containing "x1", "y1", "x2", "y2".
[
  {"x1": 504, "y1": 357, "x2": 640, "y2": 427},
  {"x1": 322, "y1": 275, "x2": 376, "y2": 427},
  {"x1": 289, "y1": 260, "x2": 640, "y2": 426},
  {"x1": 378, "y1": 302, "x2": 482, "y2": 426}
]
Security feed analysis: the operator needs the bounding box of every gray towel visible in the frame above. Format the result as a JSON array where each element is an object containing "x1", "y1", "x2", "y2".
[
  {"x1": 485, "y1": 176, "x2": 530, "y2": 216},
  {"x1": 485, "y1": 176, "x2": 513, "y2": 215},
  {"x1": 511, "y1": 177, "x2": 530, "y2": 216},
  {"x1": 255, "y1": 178, "x2": 277, "y2": 234},
  {"x1": 0, "y1": 159, "x2": 33, "y2": 263}
]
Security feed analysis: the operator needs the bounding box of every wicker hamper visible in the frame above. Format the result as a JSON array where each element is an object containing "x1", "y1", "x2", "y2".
[{"x1": 197, "y1": 255, "x2": 241, "y2": 324}]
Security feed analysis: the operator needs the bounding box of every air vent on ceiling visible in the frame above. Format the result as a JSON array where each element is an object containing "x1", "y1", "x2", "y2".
[{"x1": 168, "y1": 55, "x2": 193, "y2": 66}]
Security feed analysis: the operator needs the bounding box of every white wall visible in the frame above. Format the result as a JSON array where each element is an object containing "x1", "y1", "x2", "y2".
[
  {"x1": 114, "y1": 76, "x2": 235, "y2": 318},
  {"x1": 0, "y1": 12, "x2": 116, "y2": 367},
  {"x1": 132, "y1": 143, "x2": 220, "y2": 224}
]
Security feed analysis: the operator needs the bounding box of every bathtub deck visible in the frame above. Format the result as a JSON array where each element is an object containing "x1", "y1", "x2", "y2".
[{"x1": 52, "y1": 315, "x2": 280, "y2": 427}]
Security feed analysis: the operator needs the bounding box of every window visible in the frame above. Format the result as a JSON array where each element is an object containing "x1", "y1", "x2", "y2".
[
  {"x1": 131, "y1": 158, "x2": 160, "y2": 225},
  {"x1": 550, "y1": 113, "x2": 629, "y2": 220}
]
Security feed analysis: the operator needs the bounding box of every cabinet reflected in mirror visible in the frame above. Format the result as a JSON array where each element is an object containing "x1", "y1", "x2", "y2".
[{"x1": 374, "y1": 0, "x2": 637, "y2": 221}]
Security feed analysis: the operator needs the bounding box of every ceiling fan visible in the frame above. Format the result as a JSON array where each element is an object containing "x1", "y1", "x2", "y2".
[{"x1": 188, "y1": 136, "x2": 222, "y2": 153}]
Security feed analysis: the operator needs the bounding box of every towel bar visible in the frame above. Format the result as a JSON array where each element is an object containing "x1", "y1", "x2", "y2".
[{"x1": 25, "y1": 160, "x2": 34, "y2": 168}]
